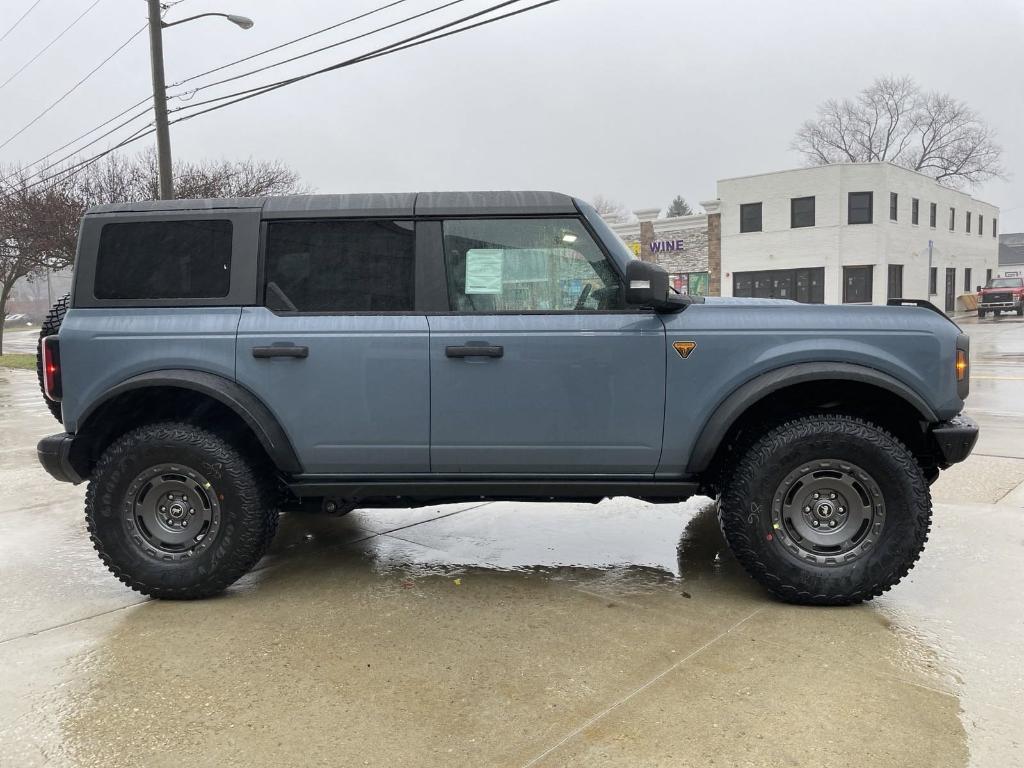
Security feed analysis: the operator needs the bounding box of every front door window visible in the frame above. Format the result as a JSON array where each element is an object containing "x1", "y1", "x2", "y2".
[{"x1": 441, "y1": 218, "x2": 622, "y2": 312}]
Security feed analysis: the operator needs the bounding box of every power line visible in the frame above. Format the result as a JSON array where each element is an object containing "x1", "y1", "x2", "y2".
[
  {"x1": 169, "y1": 0, "x2": 536, "y2": 116},
  {"x1": 0, "y1": 0, "x2": 106, "y2": 90},
  {"x1": 5, "y1": 0, "x2": 418, "y2": 184},
  {"x1": 170, "y1": 0, "x2": 413, "y2": 88},
  {"x1": 0, "y1": 24, "x2": 146, "y2": 152},
  {"x1": 10, "y1": 0, "x2": 561, "y2": 196},
  {"x1": 0, "y1": 0, "x2": 45, "y2": 44},
  {"x1": 169, "y1": 0, "x2": 467, "y2": 99},
  {"x1": 5, "y1": 96, "x2": 152, "y2": 178}
]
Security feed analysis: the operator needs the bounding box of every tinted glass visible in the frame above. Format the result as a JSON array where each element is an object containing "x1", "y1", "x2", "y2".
[
  {"x1": 929, "y1": 202, "x2": 937, "y2": 227},
  {"x1": 95, "y1": 220, "x2": 232, "y2": 300},
  {"x1": 889, "y1": 192, "x2": 898, "y2": 221},
  {"x1": 888, "y1": 264, "x2": 903, "y2": 299},
  {"x1": 733, "y1": 267, "x2": 823, "y2": 304},
  {"x1": 791, "y1": 196, "x2": 814, "y2": 228},
  {"x1": 964, "y1": 268, "x2": 972, "y2": 292},
  {"x1": 912, "y1": 198, "x2": 919, "y2": 225},
  {"x1": 843, "y1": 265, "x2": 873, "y2": 303},
  {"x1": 848, "y1": 192, "x2": 873, "y2": 224},
  {"x1": 740, "y1": 203, "x2": 762, "y2": 232},
  {"x1": 966, "y1": 211, "x2": 972, "y2": 233},
  {"x1": 264, "y1": 220, "x2": 414, "y2": 312},
  {"x1": 441, "y1": 218, "x2": 622, "y2": 312}
]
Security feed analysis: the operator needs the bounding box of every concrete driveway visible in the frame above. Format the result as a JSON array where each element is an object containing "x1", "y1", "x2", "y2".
[{"x1": 1, "y1": 316, "x2": 1022, "y2": 767}]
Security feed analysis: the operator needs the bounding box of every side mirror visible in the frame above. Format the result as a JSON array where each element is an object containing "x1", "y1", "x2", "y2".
[
  {"x1": 975, "y1": 286, "x2": 982, "y2": 292},
  {"x1": 625, "y1": 260, "x2": 679, "y2": 312}
]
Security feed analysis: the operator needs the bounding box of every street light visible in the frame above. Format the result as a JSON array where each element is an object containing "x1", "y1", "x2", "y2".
[{"x1": 146, "y1": 1, "x2": 255, "y2": 199}]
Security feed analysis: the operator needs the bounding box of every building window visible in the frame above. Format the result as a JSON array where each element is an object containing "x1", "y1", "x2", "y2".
[
  {"x1": 987, "y1": 268, "x2": 993, "y2": 284},
  {"x1": 848, "y1": 192, "x2": 873, "y2": 224},
  {"x1": 790, "y1": 196, "x2": 815, "y2": 228},
  {"x1": 887, "y1": 264, "x2": 904, "y2": 299},
  {"x1": 740, "y1": 203, "x2": 762, "y2": 233},
  {"x1": 668, "y1": 272, "x2": 709, "y2": 296},
  {"x1": 929, "y1": 202, "x2": 937, "y2": 228},
  {"x1": 929, "y1": 266, "x2": 938, "y2": 295},
  {"x1": 964, "y1": 268, "x2": 972, "y2": 293},
  {"x1": 843, "y1": 265, "x2": 874, "y2": 303},
  {"x1": 993, "y1": 218, "x2": 998, "y2": 237},
  {"x1": 889, "y1": 192, "x2": 898, "y2": 221},
  {"x1": 912, "y1": 198, "x2": 919, "y2": 225},
  {"x1": 966, "y1": 211, "x2": 972, "y2": 233},
  {"x1": 978, "y1": 215, "x2": 983, "y2": 236},
  {"x1": 733, "y1": 267, "x2": 824, "y2": 304},
  {"x1": 949, "y1": 207, "x2": 956, "y2": 231}
]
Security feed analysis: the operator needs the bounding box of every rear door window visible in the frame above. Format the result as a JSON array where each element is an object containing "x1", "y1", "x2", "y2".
[
  {"x1": 95, "y1": 220, "x2": 232, "y2": 299},
  {"x1": 264, "y1": 220, "x2": 415, "y2": 312}
]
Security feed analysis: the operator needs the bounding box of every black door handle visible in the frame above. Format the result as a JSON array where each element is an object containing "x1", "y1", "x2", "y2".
[
  {"x1": 445, "y1": 344, "x2": 503, "y2": 359},
  {"x1": 252, "y1": 345, "x2": 309, "y2": 359}
]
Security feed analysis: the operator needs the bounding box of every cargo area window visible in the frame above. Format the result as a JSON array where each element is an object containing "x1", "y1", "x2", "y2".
[
  {"x1": 95, "y1": 220, "x2": 232, "y2": 299},
  {"x1": 441, "y1": 218, "x2": 622, "y2": 312},
  {"x1": 263, "y1": 219, "x2": 414, "y2": 312}
]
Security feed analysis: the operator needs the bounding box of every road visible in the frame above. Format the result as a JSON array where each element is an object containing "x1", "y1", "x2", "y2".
[{"x1": 0, "y1": 315, "x2": 1022, "y2": 767}]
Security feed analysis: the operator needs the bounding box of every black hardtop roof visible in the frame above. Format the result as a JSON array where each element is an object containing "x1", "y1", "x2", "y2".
[{"x1": 86, "y1": 190, "x2": 580, "y2": 218}]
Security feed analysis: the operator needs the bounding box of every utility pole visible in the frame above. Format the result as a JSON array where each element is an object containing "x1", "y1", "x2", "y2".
[{"x1": 147, "y1": 0, "x2": 174, "y2": 200}]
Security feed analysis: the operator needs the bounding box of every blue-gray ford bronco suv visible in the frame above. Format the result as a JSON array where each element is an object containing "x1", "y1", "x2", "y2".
[{"x1": 35, "y1": 191, "x2": 978, "y2": 605}]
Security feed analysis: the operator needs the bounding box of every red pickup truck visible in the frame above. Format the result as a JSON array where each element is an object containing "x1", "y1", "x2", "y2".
[{"x1": 977, "y1": 277, "x2": 1024, "y2": 318}]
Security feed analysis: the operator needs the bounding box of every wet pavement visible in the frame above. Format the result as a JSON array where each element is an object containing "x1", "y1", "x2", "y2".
[{"x1": 1, "y1": 316, "x2": 1022, "y2": 767}]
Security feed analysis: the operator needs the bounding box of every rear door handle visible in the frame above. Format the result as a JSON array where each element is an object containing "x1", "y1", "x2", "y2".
[
  {"x1": 445, "y1": 344, "x2": 504, "y2": 359},
  {"x1": 252, "y1": 345, "x2": 309, "y2": 359}
]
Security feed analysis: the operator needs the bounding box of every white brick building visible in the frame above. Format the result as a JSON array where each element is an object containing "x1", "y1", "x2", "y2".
[{"x1": 717, "y1": 163, "x2": 999, "y2": 309}]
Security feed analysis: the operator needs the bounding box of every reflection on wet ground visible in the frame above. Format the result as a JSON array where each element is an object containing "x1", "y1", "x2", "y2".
[{"x1": 1, "y1": 316, "x2": 1023, "y2": 766}]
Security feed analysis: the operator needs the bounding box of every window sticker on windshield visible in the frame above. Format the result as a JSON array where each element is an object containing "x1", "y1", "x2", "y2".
[{"x1": 465, "y1": 249, "x2": 504, "y2": 294}]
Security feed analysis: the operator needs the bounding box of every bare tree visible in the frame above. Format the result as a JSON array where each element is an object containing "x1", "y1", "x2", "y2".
[
  {"x1": 0, "y1": 171, "x2": 79, "y2": 354},
  {"x1": 590, "y1": 194, "x2": 628, "y2": 222},
  {"x1": 70, "y1": 149, "x2": 309, "y2": 205},
  {"x1": 665, "y1": 195, "x2": 693, "y2": 217},
  {"x1": 792, "y1": 76, "x2": 1003, "y2": 188}
]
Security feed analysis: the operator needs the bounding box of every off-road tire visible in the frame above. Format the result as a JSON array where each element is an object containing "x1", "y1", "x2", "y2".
[
  {"x1": 36, "y1": 293, "x2": 69, "y2": 423},
  {"x1": 719, "y1": 414, "x2": 931, "y2": 606},
  {"x1": 86, "y1": 422, "x2": 279, "y2": 599},
  {"x1": 977, "y1": 309, "x2": 986, "y2": 318},
  {"x1": 1017, "y1": 304, "x2": 1023, "y2": 317}
]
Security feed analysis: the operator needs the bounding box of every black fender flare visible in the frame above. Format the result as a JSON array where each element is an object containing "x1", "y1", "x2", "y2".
[
  {"x1": 77, "y1": 369, "x2": 303, "y2": 474},
  {"x1": 686, "y1": 362, "x2": 938, "y2": 474}
]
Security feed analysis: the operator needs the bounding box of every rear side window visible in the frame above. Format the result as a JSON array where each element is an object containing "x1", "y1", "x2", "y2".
[
  {"x1": 264, "y1": 219, "x2": 414, "y2": 312},
  {"x1": 95, "y1": 220, "x2": 232, "y2": 299}
]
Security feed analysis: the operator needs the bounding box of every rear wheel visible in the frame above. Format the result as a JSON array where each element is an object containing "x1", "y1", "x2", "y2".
[
  {"x1": 36, "y1": 293, "x2": 69, "y2": 423},
  {"x1": 86, "y1": 422, "x2": 279, "y2": 599},
  {"x1": 719, "y1": 414, "x2": 931, "y2": 605}
]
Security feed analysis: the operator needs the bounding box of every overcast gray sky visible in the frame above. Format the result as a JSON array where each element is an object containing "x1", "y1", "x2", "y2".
[{"x1": 2, "y1": 0, "x2": 1023, "y2": 229}]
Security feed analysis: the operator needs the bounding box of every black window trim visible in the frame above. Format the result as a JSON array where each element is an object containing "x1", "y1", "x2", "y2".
[
  {"x1": 260, "y1": 215, "x2": 419, "y2": 316},
  {"x1": 73, "y1": 209, "x2": 260, "y2": 309},
  {"x1": 435, "y1": 213, "x2": 645, "y2": 316},
  {"x1": 740, "y1": 202, "x2": 763, "y2": 233},
  {"x1": 843, "y1": 264, "x2": 874, "y2": 304},
  {"x1": 848, "y1": 191, "x2": 873, "y2": 225},
  {"x1": 790, "y1": 196, "x2": 815, "y2": 229}
]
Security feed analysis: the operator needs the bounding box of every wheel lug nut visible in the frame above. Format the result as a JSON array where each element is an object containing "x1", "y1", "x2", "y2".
[
  {"x1": 160, "y1": 506, "x2": 166, "y2": 512},
  {"x1": 830, "y1": 493, "x2": 836, "y2": 499},
  {"x1": 813, "y1": 492, "x2": 820, "y2": 499},
  {"x1": 828, "y1": 520, "x2": 837, "y2": 528},
  {"x1": 811, "y1": 520, "x2": 820, "y2": 527},
  {"x1": 804, "y1": 506, "x2": 811, "y2": 512},
  {"x1": 838, "y1": 507, "x2": 845, "y2": 514}
]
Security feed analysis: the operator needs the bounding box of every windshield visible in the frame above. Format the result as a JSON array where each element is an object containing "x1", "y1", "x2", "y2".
[{"x1": 987, "y1": 278, "x2": 1024, "y2": 288}]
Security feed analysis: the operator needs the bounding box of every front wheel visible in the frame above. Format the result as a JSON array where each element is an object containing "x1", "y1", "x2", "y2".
[
  {"x1": 978, "y1": 309, "x2": 986, "y2": 318},
  {"x1": 86, "y1": 422, "x2": 279, "y2": 599},
  {"x1": 719, "y1": 414, "x2": 931, "y2": 605}
]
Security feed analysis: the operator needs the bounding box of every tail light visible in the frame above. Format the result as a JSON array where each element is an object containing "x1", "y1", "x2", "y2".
[{"x1": 42, "y1": 336, "x2": 62, "y2": 401}]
